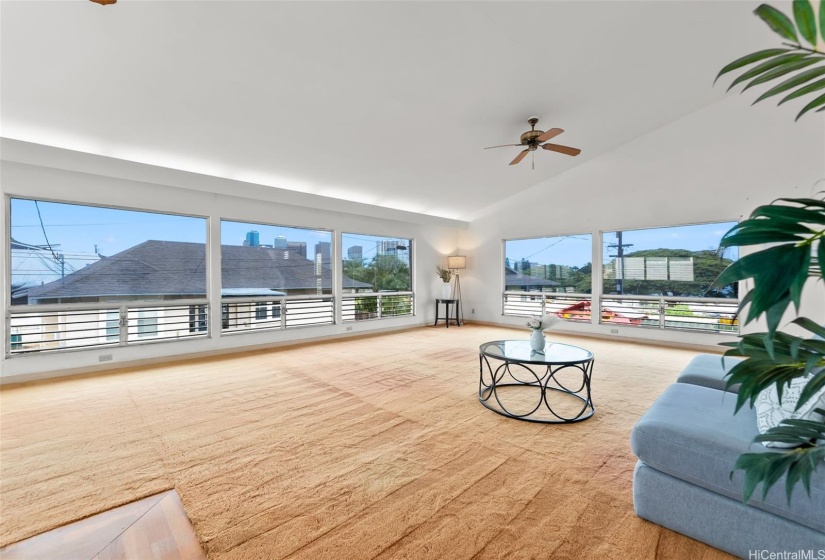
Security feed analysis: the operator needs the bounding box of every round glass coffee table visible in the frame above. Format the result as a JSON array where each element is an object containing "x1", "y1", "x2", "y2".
[{"x1": 478, "y1": 340, "x2": 595, "y2": 423}]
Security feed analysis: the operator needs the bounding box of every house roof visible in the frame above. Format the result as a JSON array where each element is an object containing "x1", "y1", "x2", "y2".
[
  {"x1": 504, "y1": 267, "x2": 560, "y2": 289},
  {"x1": 558, "y1": 300, "x2": 648, "y2": 320},
  {"x1": 25, "y1": 240, "x2": 371, "y2": 300}
]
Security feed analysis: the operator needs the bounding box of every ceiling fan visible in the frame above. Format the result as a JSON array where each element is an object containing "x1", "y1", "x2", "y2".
[{"x1": 485, "y1": 117, "x2": 581, "y2": 169}]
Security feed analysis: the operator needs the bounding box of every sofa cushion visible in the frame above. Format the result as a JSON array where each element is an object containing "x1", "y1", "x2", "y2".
[
  {"x1": 631, "y1": 383, "x2": 825, "y2": 532},
  {"x1": 676, "y1": 353, "x2": 742, "y2": 393},
  {"x1": 633, "y1": 461, "x2": 825, "y2": 556}
]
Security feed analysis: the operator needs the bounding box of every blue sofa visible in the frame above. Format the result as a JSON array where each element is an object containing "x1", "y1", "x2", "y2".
[{"x1": 631, "y1": 354, "x2": 825, "y2": 557}]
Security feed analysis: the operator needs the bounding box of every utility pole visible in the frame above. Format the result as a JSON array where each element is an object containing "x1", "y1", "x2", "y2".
[{"x1": 607, "y1": 232, "x2": 633, "y2": 294}]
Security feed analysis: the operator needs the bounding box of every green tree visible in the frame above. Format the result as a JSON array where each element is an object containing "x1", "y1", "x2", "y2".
[{"x1": 607, "y1": 249, "x2": 735, "y2": 297}]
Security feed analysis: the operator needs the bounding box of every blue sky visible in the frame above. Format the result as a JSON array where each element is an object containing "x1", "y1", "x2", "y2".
[
  {"x1": 505, "y1": 222, "x2": 739, "y2": 268},
  {"x1": 11, "y1": 198, "x2": 410, "y2": 269},
  {"x1": 12, "y1": 198, "x2": 734, "y2": 280}
]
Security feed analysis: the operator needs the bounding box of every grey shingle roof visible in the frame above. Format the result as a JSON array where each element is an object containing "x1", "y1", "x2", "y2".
[
  {"x1": 25, "y1": 240, "x2": 370, "y2": 300},
  {"x1": 504, "y1": 267, "x2": 560, "y2": 288}
]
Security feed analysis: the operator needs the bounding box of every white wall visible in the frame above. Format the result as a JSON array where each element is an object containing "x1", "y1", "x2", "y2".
[
  {"x1": 459, "y1": 97, "x2": 825, "y2": 346},
  {"x1": 0, "y1": 144, "x2": 464, "y2": 383},
  {"x1": 2, "y1": 96, "x2": 823, "y2": 381}
]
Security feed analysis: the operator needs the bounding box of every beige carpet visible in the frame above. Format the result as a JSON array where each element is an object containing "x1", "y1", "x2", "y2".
[{"x1": 0, "y1": 325, "x2": 733, "y2": 559}]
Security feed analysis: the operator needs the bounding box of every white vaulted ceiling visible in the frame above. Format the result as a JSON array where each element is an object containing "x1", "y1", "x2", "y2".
[{"x1": 1, "y1": 1, "x2": 772, "y2": 221}]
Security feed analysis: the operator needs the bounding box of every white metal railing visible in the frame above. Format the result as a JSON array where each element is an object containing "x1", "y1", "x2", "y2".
[
  {"x1": 503, "y1": 291, "x2": 592, "y2": 321},
  {"x1": 600, "y1": 294, "x2": 739, "y2": 333},
  {"x1": 7, "y1": 299, "x2": 210, "y2": 355},
  {"x1": 502, "y1": 291, "x2": 739, "y2": 334},
  {"x1": 220, "y1": 294, "x2": 334, "y2": 334},
  {"x1": 342, "y1": 292, "x2": 414, "y2": 322}
]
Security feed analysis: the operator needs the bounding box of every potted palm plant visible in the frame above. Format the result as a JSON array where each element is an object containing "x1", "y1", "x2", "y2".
[
  {"x1": 713, "y1": 0, "x2": 825, "y2": 503},
  {"x1": 436, "y1": 266, "x2": 453, "y2": 299}
]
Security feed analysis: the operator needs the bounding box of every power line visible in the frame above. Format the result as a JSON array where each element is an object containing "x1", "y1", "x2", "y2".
[
  {"x1": 33, "y1": 201, "x2": 61, "y2": 263},
  {"x1": 516, "y1": 235, "x2": 591, "y2": 261}
]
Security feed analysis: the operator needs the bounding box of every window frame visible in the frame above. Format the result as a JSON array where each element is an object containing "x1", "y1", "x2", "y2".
[
  {"x1": 598, "y1": 219, "x2": 740, "y2": 299},
  {"x1": 501, "y1": 231, "x2": 594, "y2": 296},
  {"x1": 5, "y1": 195, "x2": 210, "y2": 356},
  {"x1": 340, "y1": 230, "x2": 415, "y2": 322}
]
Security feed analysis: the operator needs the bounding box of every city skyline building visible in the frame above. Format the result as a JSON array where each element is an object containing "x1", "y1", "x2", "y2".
[
  {"x1": 315, "y1": 241, "x2": 331, "y2": 266},
  {"x1": 347, "y1": 245, "x2": 363, "y2": 261},
  {"x1": 244, "y1": 231, "x2": 260, "y2": 247}
]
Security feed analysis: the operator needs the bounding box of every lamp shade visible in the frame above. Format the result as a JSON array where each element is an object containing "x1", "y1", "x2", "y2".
[{"x1": 447, "y1": 256, "x2": 466, "y2": 270}]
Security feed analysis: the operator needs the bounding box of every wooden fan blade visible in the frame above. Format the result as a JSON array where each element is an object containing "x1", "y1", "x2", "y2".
[
  {"x1": 484, "y1": 144, "x2": 522, "y2": 149},
  {"x1": 509, "y1": 150, "x2": 529, "y2": 165},
  {"x1": 541, "y1": 143, "x2": 581, "y2": 156},
  {"x1": 536, "y1": 127, "x2": 564, "y2": 142}
]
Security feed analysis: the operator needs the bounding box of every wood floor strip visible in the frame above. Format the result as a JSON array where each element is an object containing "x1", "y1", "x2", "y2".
[{"x1": 0, "y1": 490, "x2": 205, "y2": 560}]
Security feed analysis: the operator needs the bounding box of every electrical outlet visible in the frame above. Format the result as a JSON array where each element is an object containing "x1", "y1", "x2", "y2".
[
  {"x1": 610, "y1": 329, "x2": 619, "y2": 334},
  {"x1": 99, "y1": 354, "x2": 113, "y2": 362},
  {"x1": 346, "y1": 326, "x2": 353, "y2": 332}
]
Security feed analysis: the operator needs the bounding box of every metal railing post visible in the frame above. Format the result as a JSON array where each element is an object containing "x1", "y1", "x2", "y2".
[
  {"x1": 659, "y1": 298, "x2": 666, "y2": 329},
  {"x1": 119, "y1": 305, "x2": 128, "y2": 346}
]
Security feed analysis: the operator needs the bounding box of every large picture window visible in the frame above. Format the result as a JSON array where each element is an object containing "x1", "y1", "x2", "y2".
[
  {"x1": 8, "y1": 198, "x2": 208, "y2": 354},
  {"x1": 220, "y1": 221, "x2": 334, "y2": 331},
  {"x1": 504, "y1": 235, "x2": 592, "y2": 293},
  {"x1": 602, "y1": 222, "x2": 738, "y2": 298},
  {"x1": 341, "y1": 233, "x2": 413, "y2": 321},
  {"x1": 601, "y1": 222, "x2": 739, "y2": 332},
  {"x1": 503, "y1": 234, "x2": 592, "y2": 320}
]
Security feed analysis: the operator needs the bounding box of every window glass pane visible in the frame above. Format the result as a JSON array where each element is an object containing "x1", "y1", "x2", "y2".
[
  {"x1": 255, "y1": 303, "x2": 267, "y2": 320},
  {"x1": 10, "y1": 198, "x2": 206, "y2": 306},
  {"x1": 504, "y1": 234, "x2": 592, "y2": 294},
  {"x1": 105, "y1": 310, "x2": 119, "y2": 341},
  {"x1": 137, "y1": 309, "x2": 158, "y2": 338},
  {"x1": 601, "y1": 223, "x2": 738, "y2": 298},
  {"x1": 188, "y1": 305, "x2": 206, "y2": 332},
  {"x1": 220, "y1": 221, "x2": 332, "y2": 296},
  {"x1": 341, "y1": 233, "x2": 412, "y2": 293}
]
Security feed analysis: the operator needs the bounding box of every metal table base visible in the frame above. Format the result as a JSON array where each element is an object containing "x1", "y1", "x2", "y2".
[{"x1": 478, "y1": 340, "x2": 595, "y2": 424}]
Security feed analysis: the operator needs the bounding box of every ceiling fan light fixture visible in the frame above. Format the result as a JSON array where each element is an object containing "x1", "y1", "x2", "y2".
[
  {"x1": 485, "y1": 117, "x2": 581, "y2": 168},
  {"x1": 89, "y1": 0, "x2": 117, "y2": 5}
]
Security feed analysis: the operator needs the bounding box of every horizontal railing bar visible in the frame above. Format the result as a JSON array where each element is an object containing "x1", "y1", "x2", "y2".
[
  {"x1": 10, "y1": 318, "x2": 117, "y2": 328},
  {"x1": 341, "y1": 292, "x2": 413, "y2": 298},
  {"x1": 9, "y1": 311, "x2": 121, "y2": 320},
  {"x1": 8, "y1": 331, "x2": 208, "y2": 357},
  {"x1": 601, "y1": 294, "x2": 739, "y2": 305},
  {"x1": 128, "y1": 331, "x2": 206, "y2": 336},
  {"x1": 9, "y1": 300, "x2": 209, "y2": 313},
  {"x1": 126, "y1": 315, "x2": 207, "y2": 323},
  {"x1": 503, "y1": 291, "x2": 591, "y2": 298},
  {"x1": 13, "y1": 332, "x2": 118, "y2": 343},
  {"x1": 220, "y1": 295, "x2": 333, "y2": 304}
]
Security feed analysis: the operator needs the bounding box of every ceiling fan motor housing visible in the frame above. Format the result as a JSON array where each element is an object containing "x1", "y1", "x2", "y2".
[
  {"x1": 520, "y1": 117, "x2": 543, "y2": 147},
  {"x1": 520, "y1": 130, "x2": 544, "y2": 146}
]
